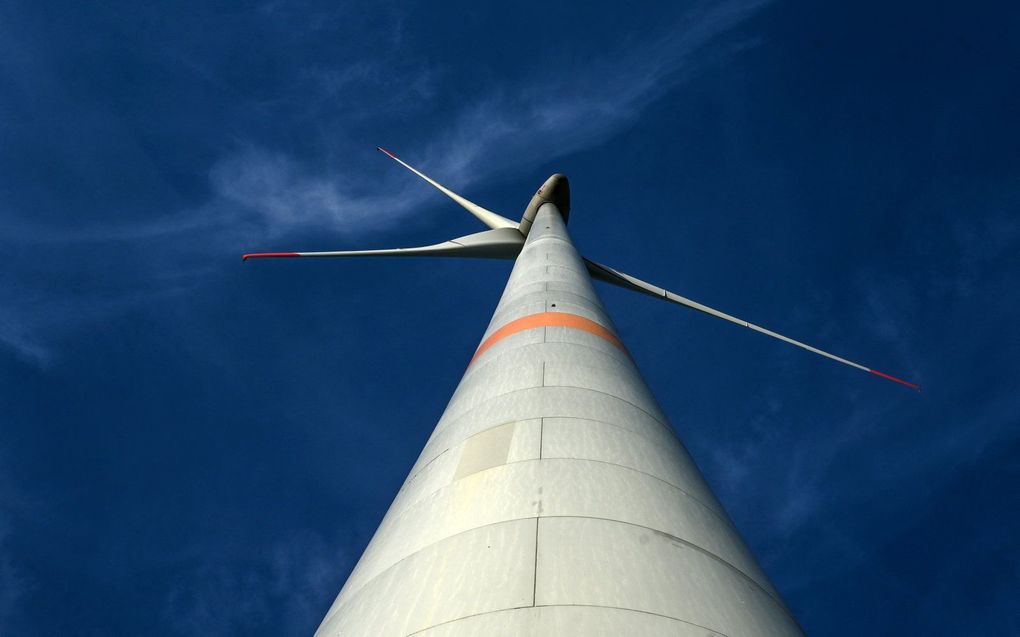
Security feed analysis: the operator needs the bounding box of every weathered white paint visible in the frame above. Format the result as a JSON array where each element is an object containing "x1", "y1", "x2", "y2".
[{"x1": 315, "y1": 203, "x2": 804, "y2": 636}]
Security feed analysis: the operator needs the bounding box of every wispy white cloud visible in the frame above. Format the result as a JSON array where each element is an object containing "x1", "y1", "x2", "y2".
[
  {"x1": 706, "y1": 359, "x2": 1020, "y2": 592},
  {"x1": 0, "y1": 0, "x2": 773, "y2": 365},
  {"x1": 0, "y1": 307, "x2": 52, "y2": 368},
  {"x1": 419, "y1": 1, "x2": 771, "y2": 187},
  {"x1": 5, "y1": 0, "x2": 773, "y2": 248},
  {"x1": 0, "y1": 457, "x2": 33, "y2": 635},
  {"x1": 197, "y1": 0, "x2": 773, "y2": 241},
  {"x1": 161, "y1": 531, "x2": 349, "y2": 637},
  {"x1": 207, "y1": 146, "x2": 422, "y2": 238},
  {"x1": 700, "y1": 186, "x2": 1018, "y2": 566},
  {"x1": 0, "y1": 268, "x2": 211, "y2": 366}
]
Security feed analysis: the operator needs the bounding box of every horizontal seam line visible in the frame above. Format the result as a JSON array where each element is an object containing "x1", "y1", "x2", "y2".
[
  {"x1": 432, "y1": 383, "x2": 672, "y2": 440},
  {"x1": 535, "y1": 457, "x2": 732, "y2": 529},
  {"x1": 329, "y1": 514, "x2": 790, "y2": 627},
  {"x1": 407, "y1": 409, "x2": 682, "y2": 488},
  {"x1": 395, "y1": 452, "x2": 726, "y2": 538},
  {"x1": 332, "y1": 501, "x2": 779, "y2": 611},
  {"x1": 447, "y1": 361, "x2": 654, "y2": 423},
  {"x1": 354, "y1": 471, "x2": 764, "y2": 604},
  {"x1": 327, "y1": 518, "x2": 536, "y2": 621},
  {"x1": 458, "y1": 338, "x2": 633, "y2": 384},
  {"x1": 548, "y1": 515, "x2": 791, "y2": 614},
  {"x1": 404, "y1": 603, "x2": 733, "y2": 636},
  {"x1": 421, "y1": 400, "x2": 676, "y2": 480}
]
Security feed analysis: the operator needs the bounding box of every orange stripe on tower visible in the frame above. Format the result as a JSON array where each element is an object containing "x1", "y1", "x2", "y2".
[{"x1": 470, "y1": 312, "x2": 626, "y2": 365}]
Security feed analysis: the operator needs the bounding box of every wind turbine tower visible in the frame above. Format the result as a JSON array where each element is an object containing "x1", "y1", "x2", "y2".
[{"x1": 244, "y1": 149, "x2": 918, "y2": 636}]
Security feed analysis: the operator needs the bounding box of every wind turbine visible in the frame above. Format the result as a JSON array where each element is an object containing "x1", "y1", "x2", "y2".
[{"x1": 244, "y1": 149, "x2": 919, "y2": 637}]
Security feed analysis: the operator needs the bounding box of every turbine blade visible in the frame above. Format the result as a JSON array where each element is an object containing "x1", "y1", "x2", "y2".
[
  {"x1": 584, "y1": 258, "x2": 921, "y2": 391},
  {"x1": 377, "y1": 147, "x2": 519, "y2": 231},
  {"x1": 244, "y1": 227, "x2": 524, "y2": 262}
]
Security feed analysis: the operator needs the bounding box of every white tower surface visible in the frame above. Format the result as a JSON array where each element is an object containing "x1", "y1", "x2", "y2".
[{"x1": 244, "y1": 153, "x2": 918, "y2": 637}]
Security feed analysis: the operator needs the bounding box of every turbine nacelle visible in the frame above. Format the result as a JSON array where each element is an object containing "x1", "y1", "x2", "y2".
[{"x1": 520, "y1": 173, "x2": 570, "y2": 235}]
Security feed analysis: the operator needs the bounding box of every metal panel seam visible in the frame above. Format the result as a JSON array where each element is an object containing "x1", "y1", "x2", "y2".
[
  {"x1": 399, "y1": 455, "x2": 731, "y2": 533},
  {"x1": 431, "y1": 384, "x2": 674, "y2": 437},
  {"x1": 403, "y1": 604, "x2": 734, "y2": 637},
  {"x1": 335, "y1": 510, "x2": 783, "y2": 614},
  {"x1": 539, "y1": 516, "x2": 794, "y2": 618},
  {"x1": 325, "y1": 517, "x2": 539, "y2": 622},
  {"x1": 458, "y1": 339, "x2": 634, "y2": 384},
  {"x1": 408, "y1": 413, "x2": 681, "y2": 488}
]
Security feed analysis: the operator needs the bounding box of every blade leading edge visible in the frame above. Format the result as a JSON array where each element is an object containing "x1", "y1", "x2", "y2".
[
  {"x1": 243, "y1": 227, "x2": 525, "y2": 262},
  {"x1": 377, "y1": 148, "x2": 519, "y2": 231},
  {"x1": 585, "y1": 258, "x2": 920, "y2": 391}
]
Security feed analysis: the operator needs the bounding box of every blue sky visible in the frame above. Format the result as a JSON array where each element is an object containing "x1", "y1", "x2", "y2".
[{"x1": 1, "y1": 0, "x2": 1018, "y2": 634}]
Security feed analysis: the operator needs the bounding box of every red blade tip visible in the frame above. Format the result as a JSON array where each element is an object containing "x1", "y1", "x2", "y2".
[
  {"x1": 377, "y1": 147, "x2": 397, "y2": 159},
  {"x1": 870, "y1": 369, "x2": 921, "y2": 391},
  {"x1": 242, "y1": 252, "x2": 300, "y2": 261}
]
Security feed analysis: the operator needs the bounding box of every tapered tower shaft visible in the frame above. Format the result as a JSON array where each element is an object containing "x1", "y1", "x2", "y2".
[{"x1": 315, "y1": 203, "x2": 804, "y2": 636}]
